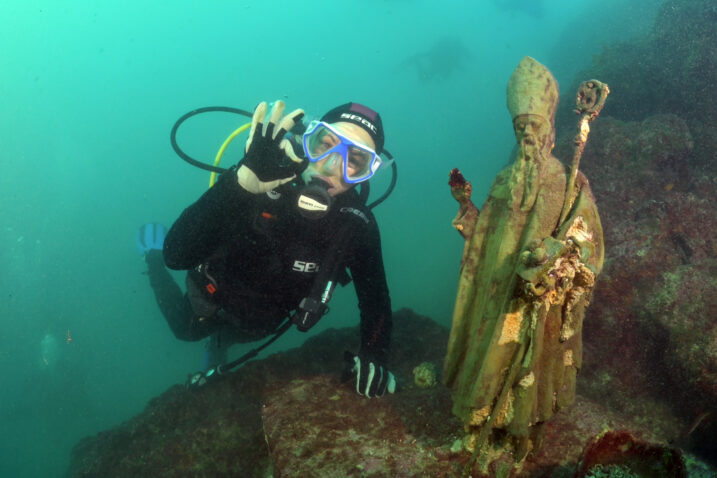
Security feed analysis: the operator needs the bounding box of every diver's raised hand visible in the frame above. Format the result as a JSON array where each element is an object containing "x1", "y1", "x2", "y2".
[{"x1": 237, "y1": 100, "x2": 306, "y2": 193}]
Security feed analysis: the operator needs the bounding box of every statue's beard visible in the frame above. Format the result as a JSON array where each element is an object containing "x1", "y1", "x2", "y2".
[{"x1": 514, "y1": 140, "x2": 544, "y2": 211}]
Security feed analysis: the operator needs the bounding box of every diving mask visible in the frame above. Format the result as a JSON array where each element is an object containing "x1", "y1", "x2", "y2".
[{"x1": 302, "y1": 121, "x2": 383, "y2": 183}]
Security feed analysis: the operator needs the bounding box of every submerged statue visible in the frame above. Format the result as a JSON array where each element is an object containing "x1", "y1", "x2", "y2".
[{"x1": 443, "y1": 56, "x2": 607, "y2": 471}]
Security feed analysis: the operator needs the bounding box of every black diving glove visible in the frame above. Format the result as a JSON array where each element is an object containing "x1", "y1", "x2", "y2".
[
  {"x1": 342, "y1": 351, "x2": 396, "y2": 398},
  {"x1": 237, "y1": 100, "x2": 306, "y2": 194}
]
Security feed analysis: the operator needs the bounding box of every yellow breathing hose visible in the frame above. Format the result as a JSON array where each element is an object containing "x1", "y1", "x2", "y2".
[{"x1": 209, "y1": 122, "x2": 251, "y2": 187}]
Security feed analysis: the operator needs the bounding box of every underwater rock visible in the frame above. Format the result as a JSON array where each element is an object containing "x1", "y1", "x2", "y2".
[
  {"x1": 68, "y1": 309, "x2": 710, "y2": 477},
  {"x1": 262, "y1": 375, "x2": 451, "y2": 477},
  {"x1": 67, "y1": 367, "x2": 271, "y2": 476},
  {"x1": 559, "y1": 0, "x2": 717, "y2": 178},
  {"x1": 555, "y1": 113, "x2": 717, "y2": 459},
  {"x1": 262, "y1": 376, "x2": 680, "y2": 477},
  {"x1": 66, "y1": 309, "x2": 447, "y2": 477},
  {"x1": 575, "y1": 430, "x2": 687, "y2": 478}
]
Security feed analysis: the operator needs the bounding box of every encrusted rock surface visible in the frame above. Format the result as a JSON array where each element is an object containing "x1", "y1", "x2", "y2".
[
  {"x1": 554, "y1": 112, "x2": 717, "y2": 460},
  {"x1": 549, "y1": 0, "x2": 717, "y2": 460},
  {"x1": 262, "y1": 375, "x2": 455, "y2": 477},
  {"x1": 69, "y1": 309, "x2": 702, "y2": 477},
  {"x1": 68, "y1": 309, "x2": 449, "y2": 478},
  {"x1": 557, "y1": 0, "x2": 717, "y2": 178},
  {"x1": 261, "y1": 374, "x2": 681, "y2": 478}
]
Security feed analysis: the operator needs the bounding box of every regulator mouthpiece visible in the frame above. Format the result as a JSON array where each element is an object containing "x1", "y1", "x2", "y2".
[{"x1": 297, "y1": 178, "x2": 333, "y2": 220}]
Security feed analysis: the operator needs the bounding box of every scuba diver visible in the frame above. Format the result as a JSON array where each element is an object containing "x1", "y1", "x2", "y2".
[{"x1": 138, "y1": 100, "x2": 396, "y2": 398}]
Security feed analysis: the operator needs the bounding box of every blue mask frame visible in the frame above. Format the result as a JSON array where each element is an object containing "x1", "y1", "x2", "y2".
[{"x1": 302, "y1": 120, "x2": 383, "y2": 184}]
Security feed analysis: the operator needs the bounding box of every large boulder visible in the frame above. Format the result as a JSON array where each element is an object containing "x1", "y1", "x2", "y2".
[
  {"x1": 67, "y1": 309, "x2": 449, "y2": 478},
  {"x1": 550, "y1": 0, "x2": 717, "y2": 459},
  {"x1": 261, "y1": 375, "x2": 686, "y2": 477},
  {"x1": 554, "y1": 113, "x2": 717, "y2": 459},
  {"x1": 69, "y1": 309, "x2": 700, "y2": 477},
  {"x1": 557, "y1": 0, "x2": 717, "y2": 178}
]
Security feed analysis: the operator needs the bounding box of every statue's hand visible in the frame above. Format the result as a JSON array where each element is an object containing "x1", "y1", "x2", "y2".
[
  {"x1": 449, "y1": 168, "x2": 479, "y2": 239},
  {"x1": 518, "y1": 237, "x2": 573, "y2": 297},
  {"x1": 449, "y1": 168, "x2": 472, "y2": 202},
  {"x1": 519, "y1": 239, "x2": 549, "y2": 269}
]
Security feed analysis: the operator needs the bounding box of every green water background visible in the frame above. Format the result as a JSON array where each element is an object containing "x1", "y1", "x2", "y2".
[{"x1": 0, "y1": 1, "x2": 662, "y2": 476}]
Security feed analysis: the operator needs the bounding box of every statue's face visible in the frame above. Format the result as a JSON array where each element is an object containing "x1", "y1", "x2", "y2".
[{"x1": 513, "y1": 115, "x2": 553, "y2": 153}]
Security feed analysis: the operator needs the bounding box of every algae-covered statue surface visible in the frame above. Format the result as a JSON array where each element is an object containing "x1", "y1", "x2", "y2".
[{"x1": 443, "y1": 56, "x2": 606, "y2": 468}]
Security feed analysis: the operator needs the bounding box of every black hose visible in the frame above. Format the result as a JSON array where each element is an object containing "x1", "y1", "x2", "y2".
[
  {"x1": 368, "y1": 158, "x2": 397, "y2": 210},
  {"x1": 170, "y1": 106, "x2": 252, "y2": 174},
  {"x1": 358, "y1": 182, "x2": 371, "y2": 205},
  {"x1": 216, "y1": 319, "x2": 292, "y2": 374},
  {"x1": 170, "y1": 106, "x2": 397, "y2": 208}
]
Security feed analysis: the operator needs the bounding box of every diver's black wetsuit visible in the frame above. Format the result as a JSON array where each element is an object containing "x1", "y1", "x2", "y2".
[{"x1": 148, "y1": 167, "x2": 392, "y2": 364}]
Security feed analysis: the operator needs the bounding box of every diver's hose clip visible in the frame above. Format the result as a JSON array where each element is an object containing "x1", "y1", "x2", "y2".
[{"x1": 292, "y1": 297, "x2": 330, "y2": 332}]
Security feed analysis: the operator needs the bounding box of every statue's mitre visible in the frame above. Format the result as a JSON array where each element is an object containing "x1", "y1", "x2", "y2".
[{"x1": 507, "y1": 56, "x2": 559, "y2": 124}]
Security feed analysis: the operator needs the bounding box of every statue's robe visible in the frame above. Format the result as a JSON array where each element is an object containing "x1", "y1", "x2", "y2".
[{"x1": 443, "y1": 154, "x2": 604, "y2": 438}]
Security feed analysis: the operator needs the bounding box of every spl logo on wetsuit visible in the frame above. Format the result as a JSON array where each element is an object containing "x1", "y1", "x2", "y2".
[{"x1": 293, "y1": 261, "x2": 320, "y2": 272}]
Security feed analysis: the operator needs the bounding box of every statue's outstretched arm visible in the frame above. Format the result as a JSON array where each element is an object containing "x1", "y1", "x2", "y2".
[{"x1": 449, "y1": 168, "x2": 479, "y2": 240}]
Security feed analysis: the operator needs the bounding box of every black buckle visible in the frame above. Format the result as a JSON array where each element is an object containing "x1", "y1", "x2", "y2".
[{"x1": 292, "y1": 297, "x2": 328, "y2": 332}]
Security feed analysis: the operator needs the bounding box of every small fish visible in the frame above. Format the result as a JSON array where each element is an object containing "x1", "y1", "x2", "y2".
[
  {"x1": 66, "y1": 329, "x2": 73, "y2": 344},
  {"x1": 664, "y1": 183, "x2": 675, "y2": 191}
]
